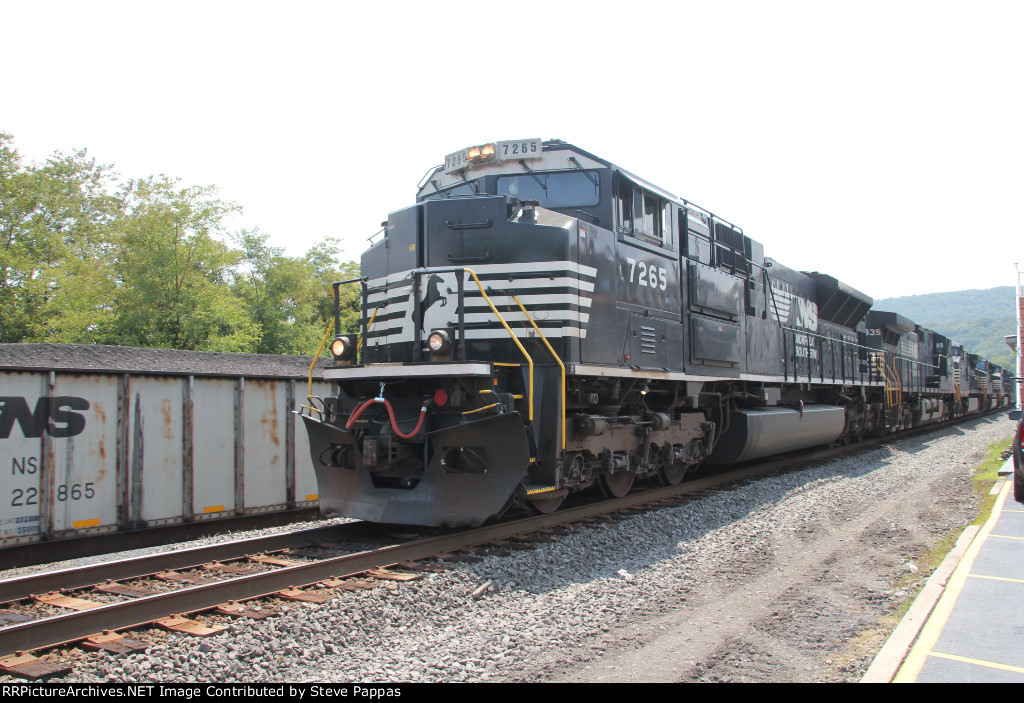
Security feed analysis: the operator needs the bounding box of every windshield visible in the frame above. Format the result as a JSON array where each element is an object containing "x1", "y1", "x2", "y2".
[{"x1": 496, "y1": 171, "x2": 600, "y2": 208}]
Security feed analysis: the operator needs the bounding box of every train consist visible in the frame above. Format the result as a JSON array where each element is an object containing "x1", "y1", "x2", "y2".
[{"x1": 301, "y1": 139, "x2": 1012, "y2": 527}]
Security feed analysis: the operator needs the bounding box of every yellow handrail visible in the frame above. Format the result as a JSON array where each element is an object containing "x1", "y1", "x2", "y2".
[
  {"x1": 357, "y1": 307, "x2": 380, "y2": 355},
  {"x1": 304, "y1": 287, "x2": 340, "y2": 416},
  {"x1": 512, "y1": 293, "x2": 566, "y2": 450},
  {"x1": 464, "y1": 268, "x2": 534, "y2": 422},
  {"x1": 886, "y1": 358, "x2": 902, "y2": 408},
  {"x1": 303, "y1": 290, "x2": 380, "y2": 417},
  {"x1": 871, "y1": 353, "x2": 900, "y2": 409},
  {"x1": 463, "y1": 403, "x2": 500, "y2": 416},
  {"x1": 303, "y1": 320, "x2": 336, "y2": 416}
]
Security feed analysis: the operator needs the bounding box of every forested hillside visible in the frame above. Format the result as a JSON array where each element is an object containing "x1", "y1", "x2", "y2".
[
  {"x1": 0, "y1": 133, "x2": 360, "y2": 354},
  {"x1": 874, "y1": 287, "x2": 1017, "y2": 369}
]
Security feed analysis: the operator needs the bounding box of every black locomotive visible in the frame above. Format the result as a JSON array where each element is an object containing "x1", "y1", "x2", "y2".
[{"x1": 301, "y1": 139, "x2": 1012, "y2": 527}]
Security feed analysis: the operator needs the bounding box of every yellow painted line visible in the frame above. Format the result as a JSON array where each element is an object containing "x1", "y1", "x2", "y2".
[
  {"x1": 494, "y1": 362, "x2": 522, "y2": 367},
  {"x1": 928, "y1": 651, "x2": 1024, "y2": 675},
  {"x1": 203, "y1": 505, "x2": 226, "y2": 514},
  {"x1": 969, "y1": 573, "x2": 1024, "y2": 585},
  {"x1": 72, "y1": 518, "x2": 100, "y2": 529},
  {"x1": 1002, "y1": 509, "x2": 1024, "y2": 513},
  {"x1": 305, "y1": 494, "x2": 319, "y2": 501},
  {"x1": 895, "y1": 481, "x2": 1010, "y2": 682},
  {"x1": 991, "y1": 534, "x2": 1024, "y2": 541}
]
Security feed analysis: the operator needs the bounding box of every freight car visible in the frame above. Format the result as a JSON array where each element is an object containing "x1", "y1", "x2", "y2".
[
  {"x1": 0, "y1": 344, "x2": 329, "y2": 550},
  {"x1": 300, "y1": 139, "x2": 1011, "y2": 527}
]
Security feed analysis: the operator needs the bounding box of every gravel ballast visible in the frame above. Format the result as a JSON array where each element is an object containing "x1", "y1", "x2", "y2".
[{"x1": 2, "y1": 415, "x2": 1012, "y2": 683}]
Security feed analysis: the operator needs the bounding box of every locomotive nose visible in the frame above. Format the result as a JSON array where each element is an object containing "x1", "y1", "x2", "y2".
[{"x1": 302, "y1": 409, "x2": 531, "y2": 527}]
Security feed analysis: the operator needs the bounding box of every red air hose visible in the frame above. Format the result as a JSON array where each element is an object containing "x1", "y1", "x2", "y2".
[{"x1": 345, "y1": 397, "x2": 429, "y2": 439}]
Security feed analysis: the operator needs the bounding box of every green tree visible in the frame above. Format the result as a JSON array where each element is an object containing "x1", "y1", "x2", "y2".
[
  {"x1": 1, "y1": 132, "x2": 360, "y2": 354},
  {"x1": 110, "y1": 176, "x2": 258, "y2": 351},
  {"x1": 233, "y1": 230, "x2": 360, "y2": 355},
  {"x1": 303, "y1": 239, "x2": 361, "y2": 337},
  {"x1": 0, "y1": 134, "x2": 120, "y2": 342}
]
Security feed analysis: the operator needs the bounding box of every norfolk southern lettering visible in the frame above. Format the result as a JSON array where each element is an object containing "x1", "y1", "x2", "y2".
[{"x1": 0, "y1": 397, "x2": 89, "y2": 439}]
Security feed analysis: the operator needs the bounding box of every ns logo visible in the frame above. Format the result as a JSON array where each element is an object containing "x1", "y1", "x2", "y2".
[
  {"x1": 0, "y1": 397, "x2": 90, "y2": 439},
  {"x1": 793, "y1": 298, "x2": 819, "y2": 332}
]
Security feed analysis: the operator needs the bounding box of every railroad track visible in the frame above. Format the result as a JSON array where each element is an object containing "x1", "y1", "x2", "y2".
[{"x1": 0, "y1": 413, "x2": 1004, "y2": 679}]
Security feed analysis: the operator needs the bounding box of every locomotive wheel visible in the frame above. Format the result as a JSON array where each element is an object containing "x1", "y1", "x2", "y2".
[
  {"x1": 599, "y1": 471, "x2": 635, "y2": 498},
  {"x1": 529, "y1": 494, "x2": 565, "y2": 514},
  {"x1": 658, "y1": 462, "x2": 688, "y2": 486}
]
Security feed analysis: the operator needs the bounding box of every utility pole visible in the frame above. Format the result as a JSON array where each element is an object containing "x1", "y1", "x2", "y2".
[{"x1": 1017, "y1": 263, "x2": 1022, "y2": 411}]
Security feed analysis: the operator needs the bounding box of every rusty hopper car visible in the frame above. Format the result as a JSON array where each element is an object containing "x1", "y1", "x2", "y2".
[
  {"x1": 1, "y1": 344, "x2": 330, "y2": 548},
  {"x1": 301, "y1": 139, "x2": 1010, "y2": 527}
]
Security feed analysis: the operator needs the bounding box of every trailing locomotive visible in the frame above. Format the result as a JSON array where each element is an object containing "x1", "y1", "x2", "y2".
[{"x1": 300, "y1": 139, "x2": 1012, "y2": 527}]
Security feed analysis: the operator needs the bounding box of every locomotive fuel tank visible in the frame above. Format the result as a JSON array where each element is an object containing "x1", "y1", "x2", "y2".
[{"x1": 705, "y1": 406, "x2": 847, "y2": 464}]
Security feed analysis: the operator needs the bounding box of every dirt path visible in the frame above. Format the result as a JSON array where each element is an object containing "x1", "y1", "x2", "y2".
[{"x1": 542, "y1": 418, "x2": 1010, "y2": 683}]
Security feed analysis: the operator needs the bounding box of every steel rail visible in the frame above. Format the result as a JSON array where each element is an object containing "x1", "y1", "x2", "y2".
[
  {"x1": 0, "y1": 507, "x2": 323, "y2": 571},
  {"x1": 0, "y1": 465, "x2": 768, "y2": 658},
  {"x1": 0, "y1": 411, "x2": 1005, "y2": 658},
  {"x1": 0, "y1": 522, "x2": 380, "y2": 604}
]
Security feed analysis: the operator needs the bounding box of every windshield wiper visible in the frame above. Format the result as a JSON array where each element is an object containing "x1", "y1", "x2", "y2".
[
  {"x1": 569, "y1": 157, "x2": 599, "y2": 188},
  {"x1": 518, "y1": 160, "x2": 547, "y2": 191}
]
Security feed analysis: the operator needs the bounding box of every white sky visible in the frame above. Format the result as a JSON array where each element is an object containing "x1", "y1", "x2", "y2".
[{"x1": 3, "y1": 0, "x2": 1021, "y2": 300}]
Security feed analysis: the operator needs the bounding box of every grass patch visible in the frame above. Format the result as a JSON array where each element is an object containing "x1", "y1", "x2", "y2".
[
  {"x1": 969, "y1": 437, "x2": 1014, "y2": 526},
  {"x1": 887, "y1": 437, "x2": 1014, "y2": 612}
]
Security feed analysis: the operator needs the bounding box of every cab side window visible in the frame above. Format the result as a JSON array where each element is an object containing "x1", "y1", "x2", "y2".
[{"x1": 615, "y1": 175, "x2": 672, "y2": 248}]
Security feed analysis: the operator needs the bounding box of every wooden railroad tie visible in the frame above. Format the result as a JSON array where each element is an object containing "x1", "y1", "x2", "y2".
[
  {"x1": 0, "y1": 652, "x2": 71, "y2": 680},
  {"x1": 214, "y1": 601, "x2": 280, "y2": 620},
  {"x1": 155, "y1": 615, "x2": 226, "y2": 636},
  {"x1": 82, "y1": 631, "x2": 149, "y2": 655},
  {"x1": 33, "y1": 592, "x2": 102, "y2": 611}
]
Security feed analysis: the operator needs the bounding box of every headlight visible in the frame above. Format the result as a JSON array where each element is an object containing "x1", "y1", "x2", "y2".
[
  {"x1": 427, "y1": 329, "x2": 451, "y2": 354},
  {"x1": 467, "y1": 144, "x2": 497, "y2": 165},
  {"x1": 331, "y1": 335, "x2": 356, "y2": 361}
]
